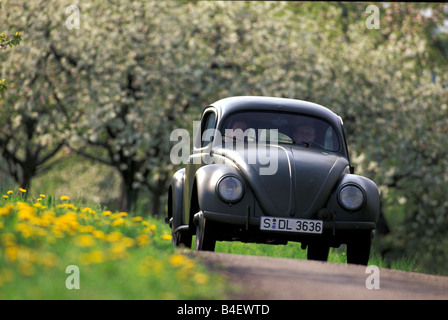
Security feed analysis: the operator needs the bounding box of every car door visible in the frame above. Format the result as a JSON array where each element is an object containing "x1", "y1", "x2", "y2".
[{"x1": 183, "y1": 107, "x2": 218, "y2": 224}]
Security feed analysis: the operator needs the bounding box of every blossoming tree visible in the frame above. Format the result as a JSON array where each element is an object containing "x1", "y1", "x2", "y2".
[{"x1": 1, "y1": 1, "x2": 448, "y2": 272}]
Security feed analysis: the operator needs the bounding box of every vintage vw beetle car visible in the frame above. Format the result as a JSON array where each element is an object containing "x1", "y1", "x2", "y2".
[{"x1": 166, "y1": 96, "x2": 380, "y2": 265}]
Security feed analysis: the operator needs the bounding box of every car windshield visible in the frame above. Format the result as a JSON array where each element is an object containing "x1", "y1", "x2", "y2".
[{"x1": 220, "y1": 111, "x2": 341, "y2": 152}]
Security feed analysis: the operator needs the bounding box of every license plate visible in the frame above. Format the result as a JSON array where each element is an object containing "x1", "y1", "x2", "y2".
[{"x1": 260, "y1": 217, "x2": 323, "y2": 234}]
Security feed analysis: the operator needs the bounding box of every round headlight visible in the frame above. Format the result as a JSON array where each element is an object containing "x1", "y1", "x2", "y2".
[
  {"x1": 217, "y1": 176, "x2": 244, "y2": 204},
  {"x1": 338, "y1": 184, "x2": 365, "y2": 211}
]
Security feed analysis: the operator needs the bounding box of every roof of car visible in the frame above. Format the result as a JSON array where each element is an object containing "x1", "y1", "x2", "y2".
[{"x1": 209, "y1": 96, "x2": 343, "y2": 126}]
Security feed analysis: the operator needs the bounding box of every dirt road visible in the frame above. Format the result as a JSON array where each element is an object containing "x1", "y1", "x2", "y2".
[{"x1": 195, "y1": 252, "x2": 448, "y2": 300}]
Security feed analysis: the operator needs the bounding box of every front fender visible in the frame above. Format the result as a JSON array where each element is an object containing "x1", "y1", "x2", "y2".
[
  {"x1": 168, "y1": 168, "x2": 185, "y2": 229},
  {"x1": 194, "y1": 164, "x2": 252, "y2": 222},
  {"x1": 327, "y1": 174, "x2": 380, "y2": 225}
]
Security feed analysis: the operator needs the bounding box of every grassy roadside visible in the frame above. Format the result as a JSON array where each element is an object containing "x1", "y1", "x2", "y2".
[
  {"x1": 0, "y1": 189, "x2": 228, "y2": 299},
  {"x1": 0, "y1": 186, "x2": 421, "y2": 300},
  {"x1": 214, "y1": 239, "x2": 418, "y2": 273}
]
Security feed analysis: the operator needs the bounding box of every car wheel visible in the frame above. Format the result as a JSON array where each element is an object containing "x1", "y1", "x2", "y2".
[
  {"x1": 195, "y1": 211, "x2": 216, "y2": 251},
  {"x1": 172, "y1": 228, "x2": 192, "y2": 249},
  {"x1": 346, "y1": 231, "x2": 372, "y2": 265},
  {"x1": 307, "y1": 242, "x2": 330, "y2": 261}
]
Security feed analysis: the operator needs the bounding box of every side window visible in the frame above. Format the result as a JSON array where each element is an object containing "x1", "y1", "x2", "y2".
[
  {"x1": 199, "y1": 111, "x2": 216, "y2": 148},
  {"x1": 323, "y1": 125, "x2": 340, "y2": 151},
  {"x1": 324, "y1": 127, "x2": 334, "y2": 150}
]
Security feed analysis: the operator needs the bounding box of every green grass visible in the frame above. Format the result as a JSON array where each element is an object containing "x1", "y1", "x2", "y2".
[
  {"x1": 214, "y1": 239, "x2": 418, "y2": 273},
  {"x1": 0, "y1": 189, "x2": 228, "y2": 299},
  {"x1": 0, "y1": 185, "x2": 421, "y2": 300}
]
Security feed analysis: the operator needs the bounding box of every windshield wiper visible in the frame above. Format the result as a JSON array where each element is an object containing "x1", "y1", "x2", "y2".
[{"x1": 293, "y1": 141, "x2": 311, "y2": 148}]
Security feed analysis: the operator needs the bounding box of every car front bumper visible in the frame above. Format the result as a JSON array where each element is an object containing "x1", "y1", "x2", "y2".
[
  {"x1": 203, "y1": 210, "x2": 376, "y2": 230},
  {"x1": 201, "y1": 210, "x2": 376, "y2": 245}
]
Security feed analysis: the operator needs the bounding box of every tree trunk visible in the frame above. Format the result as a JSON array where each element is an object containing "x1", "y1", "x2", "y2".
[
  {"x1": 149, "y1": 173, "x2": 170, "y2": 217},
  {"x1": 151, "y1": 192, "x2": 162, "y2": 217},
  {"x1": 19, "y1": 163, "x2": 35, "y2": 192},
  {"x1": 119, "y1": 173, "x2": 139, "y2": 213},
  {"x1": 18, "y1": 174, "x2": 32, "y2": 196}
]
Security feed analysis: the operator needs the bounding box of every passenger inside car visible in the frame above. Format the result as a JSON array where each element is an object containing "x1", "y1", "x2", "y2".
[{"x1": 293, "y1": 124, "x2": 316, "y2": 143}]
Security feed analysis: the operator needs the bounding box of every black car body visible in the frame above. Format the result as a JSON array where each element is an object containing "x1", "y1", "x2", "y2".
[{"x1": 166, "y1": 96, "x2": 380, "y2": 265}]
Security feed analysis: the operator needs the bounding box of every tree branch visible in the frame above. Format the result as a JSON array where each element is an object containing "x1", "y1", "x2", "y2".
[{"x1": 67, "y1": 145, "x2": 114, "y2": 166}]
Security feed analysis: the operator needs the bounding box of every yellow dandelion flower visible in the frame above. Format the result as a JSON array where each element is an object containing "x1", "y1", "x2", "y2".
[
  {"x1": 79, "y1": 225, "x2": 95, "y2": 233},
  {"x1": 79, "y1": 213, "x2": 88, "y2": 220},
  {"x1": 81, "y1": 207, "x2": 96, "y2": 215},
  {"x1": 122, "y1": 237, "x2": 135, "y2": 247},
  {"x1": 168, "y1": 253, "x2": 195, "y2": 272},
  {"x1": 40, "y1": 210, "x2": 55, "y2": 226},
  {"x1": 60, "y1": 195, "x2": 70, "y2": 201},
  {"x1": 75, "y1": 234, "x2": 95, "y2": 247},
  {"x1": 0, "y1": 204, "x2": 14, "y2": 216},
  {"x1": 105, "y1": 231, "x2": 122, "y2": 242},
  {"x1": 169, "y1": 254, "x2": 186, "y2": 267},
  {"x1": 81, "y1": 250, "x2": 104, "y2": 265},
  {"x1": 136, "y1": 234, "x2": 150, "y2": 247},
  {"x1": 103, "y1": 210, "x2": 112, "y2": 216},
  {"x1": 109, "y1": 242, "x2": 128, "y2": 260},
  {"x1": 193, "y1": 273, "x2": 209, "y2": 285},
  {"x1": 92, "y1": 230, "x2": 105, "y2": 239},
  {"x1": 5, "y1": 246, "x2": 19, "y2": 262},
  {"x1": 3, "y1": 195, "x2": 8, "y2": 199},
  {"x1": 110, "y1": 213, "x2": 120, "y2": 220},
  {"x1": 7, "y1": 190, "x2": 13, "y2": 195},
  {"x1": 56, "y1": 203, "x2": 76, "y2": 210},
  {"x1": 119, "y1": 211, "x2": 128, "y2": 217},
  {"x1": 39, "y1": 194, "x2": 46, "y2": 198},
  {"x1": 19, "y1": 188, "x2": 26, "y2": 193},
  {"x1": 161, "y1": 234, "x2": 172, "y2": 240},
  {"x1": 17, "y1": 202, "x2": 35, "y2": 221},
  {"x1": 112, "y1": 217, "x2": 125, "y2": 227},
  {"x1": 15, "y1": 223, "x2": 34, "y2": 238},
  {"x1": 52, "y1": 212, "x2": 79, "y2": 236},
  {"x1": 132, "y1": 216, "x2": 143, "y2": 222},
  {"x1": 142, "y1": 221, "x2": 156, "y2": 232}
]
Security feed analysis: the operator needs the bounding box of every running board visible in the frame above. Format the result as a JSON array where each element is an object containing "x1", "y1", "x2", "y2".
[{"x1": 173, "y1": 225, "x2": 190, "y2": 234}]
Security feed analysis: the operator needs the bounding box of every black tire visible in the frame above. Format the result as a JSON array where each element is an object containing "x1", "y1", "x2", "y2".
[
  {"x1": 172, "y1": 228, "x2": 192, "y2": 249},
  {"x1": 169, "y1": 188, "x2": 192, "y2": 249},
  {"x1": 346, "y1": 231, "x2": 372, "y2": 265},
  {"x1": 195, "y1": 212, "x2": 216, "y2": 251},
  {"x1": 307, "y1": 242, "x2": 330, "y2": 261}
]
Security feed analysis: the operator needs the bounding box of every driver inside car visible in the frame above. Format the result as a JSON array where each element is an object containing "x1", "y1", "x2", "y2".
[
  {"x1": 223, "y1": 120, "x2": 257, "y2": 143},
  {"x1": 293, "y1": 124, "x2": 316, "y2": 143}
]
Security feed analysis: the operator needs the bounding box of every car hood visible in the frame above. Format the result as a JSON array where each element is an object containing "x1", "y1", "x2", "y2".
[{"x1": 214, "y1": 145, "x2": 349, "y2": 218}]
